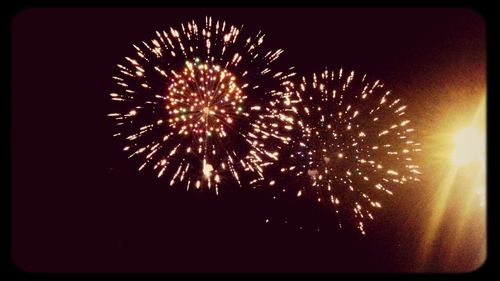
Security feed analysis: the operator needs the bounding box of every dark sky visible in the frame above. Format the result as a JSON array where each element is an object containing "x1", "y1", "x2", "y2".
[{"x1": 11, "y1": 8, "x2": 485, "y2": 272}]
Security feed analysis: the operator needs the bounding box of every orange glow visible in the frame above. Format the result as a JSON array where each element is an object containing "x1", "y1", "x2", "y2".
[{"x1": 418, "y1": 96, "x2": 486, "y2": 272}]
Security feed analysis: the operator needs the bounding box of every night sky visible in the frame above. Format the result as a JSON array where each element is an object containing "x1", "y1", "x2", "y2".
[{"x1": 11, "y1": 8, "x2": 486, "y2": 272}]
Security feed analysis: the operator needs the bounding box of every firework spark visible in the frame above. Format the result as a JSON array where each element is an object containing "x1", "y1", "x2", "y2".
[
  {"x1": 108, "y1": 17, "x2": 296, "y2": 194},
  {"x1": 276, "y1": 68, "x2": 421, "y2": 234}
]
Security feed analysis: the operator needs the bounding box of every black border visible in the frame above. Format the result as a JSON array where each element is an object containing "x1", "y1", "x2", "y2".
[{"x1": 5, "y1": 1, "x2": 497, "y2": 280}]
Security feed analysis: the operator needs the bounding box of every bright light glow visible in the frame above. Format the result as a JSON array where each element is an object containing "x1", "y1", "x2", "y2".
[
  {"x1": 418, "y1": 96, "x2": 486, "y2": 272},
  {"x1": 202, "y1": 163, "x2": 214, "y2": 179},
  {"x1": 451, "y1": 126, "x2": 485, "y2": 166}
]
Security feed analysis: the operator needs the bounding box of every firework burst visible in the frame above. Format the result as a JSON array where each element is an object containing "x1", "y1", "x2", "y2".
[
  {"x1": 108, "y1": 17, "x2": 296, "y2": 194},
  {"x1": 275, "y1": 68, "x2": 421, "y2": 234}
]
